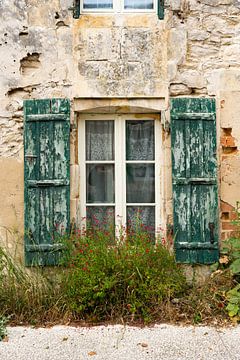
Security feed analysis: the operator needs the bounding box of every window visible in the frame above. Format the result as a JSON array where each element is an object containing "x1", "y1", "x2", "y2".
[
  {"x1": 79, "y1": 114, "x2": 161, "y2": 239},
  {"x1": 82, "y1": 0, "x2": 156, "y2": 13}
]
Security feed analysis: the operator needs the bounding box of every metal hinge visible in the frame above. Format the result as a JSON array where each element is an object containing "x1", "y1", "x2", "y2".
[{"x1": 69, "y1": 0, "x2": 80, "y2": 19}]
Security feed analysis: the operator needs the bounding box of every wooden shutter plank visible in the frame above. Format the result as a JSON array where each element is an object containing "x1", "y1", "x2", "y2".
[
  {"x1": 26, "y1": 114, "x2": 67, "y2": 121},
  {"x1": 171, "y1": 113, "x2": 215, "y2": 120},
  {"x1": 54, "y1": 121, "x2": 70, "y2": 180},
  {"x1": 39, "y1": 121, "x2": 54, "y2": 180},
  {"x1": 25, "y1": 122, "x2": 38, "y2": 180},
  {"x1": 171, "y1": 98, "x2": 219, "y2": 264}
]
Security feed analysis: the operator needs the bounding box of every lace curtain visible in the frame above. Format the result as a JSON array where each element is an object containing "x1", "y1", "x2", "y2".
[
  {"x1": 126, "y1": 120, "x2": 154, "y2": 160},
  {"x1": 83, "y1": 0, "x2": 113, "y2": 9},
  {"x1": 124, "y1": 0, "x2": 154, "y2": 9},
  {"x1": 86, "y1": 120, "x2": 114, "y2": 161}
]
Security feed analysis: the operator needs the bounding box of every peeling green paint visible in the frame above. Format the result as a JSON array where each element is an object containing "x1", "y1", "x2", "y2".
[
  {"x1": 171, "y1": 98, "x2": 219, "y2": 264},
  {"x1": 24, "y1": 99, "x2": 70, "y2": 266}
]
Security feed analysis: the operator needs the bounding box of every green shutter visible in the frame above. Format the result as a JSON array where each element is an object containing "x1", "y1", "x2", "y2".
[
  {"x1": 73, "y1": 0, "x2": 80, "y2": 18},
  {"x1": 171, "y1": 98, "x2": 219, "y2": 264},
  {"x1": 158, "y1": 0, "x2": 164, "y2": 20},
  {"x1": 24, "y1": 99, "x2": 70, "y2": 266}
]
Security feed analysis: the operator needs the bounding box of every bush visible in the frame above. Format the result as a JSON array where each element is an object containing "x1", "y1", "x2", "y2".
[{"x1": 61, "y1": 228, "x2": 187, "y2": 322}]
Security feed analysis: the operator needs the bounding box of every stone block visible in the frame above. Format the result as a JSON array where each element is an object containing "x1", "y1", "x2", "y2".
[{"x1": 70, "y1": 164, "x2": 80, "y2": 200}]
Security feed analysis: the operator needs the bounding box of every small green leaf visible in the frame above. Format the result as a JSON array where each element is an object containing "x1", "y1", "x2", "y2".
[
  {"x1": 221, "y1": 247, "x2": 229, "y2": 255},
  {"x1": 226, "y1": 303, "x2": 239, "y2": 317},
  {"x1": 230, "y1": 259, "x2": 240, "y2": 274},
  {"x1": 210, "y1": 262, "x2": 219, "y2": 272},
  {"x1": 229, "y1": 239, "x2": 240, "y2": 249}
]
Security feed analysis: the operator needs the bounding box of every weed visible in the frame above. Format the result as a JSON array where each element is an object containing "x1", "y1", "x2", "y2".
[
  {"x1": 212, "y1": 203, "x2": 240, "y2": 322},
  {"x1": 0, "y1": 246, "x2": 67, "y2": 325},
  {"x1": 0, "y1": 316, "x2": 8, "y2": 341}
]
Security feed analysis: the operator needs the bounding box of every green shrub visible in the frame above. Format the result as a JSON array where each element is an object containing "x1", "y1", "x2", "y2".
[{"x1": 61, "y1": 228, "x2": 187, "y2": 322}]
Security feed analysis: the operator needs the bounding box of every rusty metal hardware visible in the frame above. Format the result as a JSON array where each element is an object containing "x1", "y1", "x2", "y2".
[{"x1": 209, "y1": 222, "x2": 215, "y2": 244}]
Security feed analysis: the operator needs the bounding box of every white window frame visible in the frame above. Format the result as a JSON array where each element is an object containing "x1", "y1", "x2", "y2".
[
  {"x1": 81, "y1": 0, "x2": 157, "y2": 14},
  {"x1": 78, "y1": 113, "x2": 163, "y2": 240}
]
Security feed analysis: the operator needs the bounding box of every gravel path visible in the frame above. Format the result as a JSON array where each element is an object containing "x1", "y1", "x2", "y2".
[{"x1": 0, "y1": 324, "x2": 239, "y2": 360}]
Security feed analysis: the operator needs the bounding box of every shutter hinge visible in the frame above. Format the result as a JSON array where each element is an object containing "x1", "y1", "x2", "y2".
[
  {"x1": 158, "y1": 0, "x2": 164, "y2": 20},
  {"x1": 69, "y1": 0, "x2": 80, "y2": 19}
]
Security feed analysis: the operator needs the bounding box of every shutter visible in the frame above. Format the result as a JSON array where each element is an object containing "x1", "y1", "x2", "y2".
[
  {"x1": 24, "y1": 99, "x2": 70, "y2": 266},
  {"x1": 73, "y1": 0, "x2": 80, "y2": 18},
  {"x1": 158, "y1": 0, "x2": 164, "y2": 20},
  {"x1": 171, "y1": 98, "x2": 219, "y2": 264}
]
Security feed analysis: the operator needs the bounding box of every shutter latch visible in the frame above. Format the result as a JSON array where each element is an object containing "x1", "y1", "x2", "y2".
[{"x1": 209, "y1": 223, "x2": 215, "y2": 244}]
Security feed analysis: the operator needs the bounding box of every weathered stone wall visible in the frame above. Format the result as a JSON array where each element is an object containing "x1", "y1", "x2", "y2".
[
  {"x1": 72, "y1": 15, "x2": 167, "y2": 97},
  {"x1": 1, "y1": 0, "x2": 240, "y2": 257}
]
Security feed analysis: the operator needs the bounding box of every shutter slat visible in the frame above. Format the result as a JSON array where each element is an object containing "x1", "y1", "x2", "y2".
[
  {"x1": 26, "y1": 114, "x2": 66, "y2": 121},
  {"x1": 173, "y1": 178, "x2": 217, "y2": 185},
  {"x1": 171, "y1": 98, "x2": 219, "y2": 264},
  {"x1": 26, "y1": 244, "x2": 64, "y2": 252},
  {"x1": 176, "y1": 243, "x2": 218, "y2": 250},
  {"x1": 27, "y1": 180, "x2": 70, "y2": 187},
  {"x1": 24, "y1": 98, "x2": 70, "y2": 266},
  {"x1": 171, "y1": 113, "x2": 215, "y2": 120}
]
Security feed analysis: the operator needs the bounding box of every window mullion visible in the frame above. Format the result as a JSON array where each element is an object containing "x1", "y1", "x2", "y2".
[
  {"x1": 155, "y1": 118, "x2": 162, "y2": 239},
  {"x1": 116, "y1": 0, "x2": 121, "y2": 13},
  {"x1": 79, "y1": 119, "x2": 86, "y2": 228},
  {"x1": 115, "y1": 115, "x2": 123, "y2": 233}
]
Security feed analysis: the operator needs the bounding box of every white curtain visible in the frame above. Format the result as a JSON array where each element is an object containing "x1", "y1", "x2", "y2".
[
  {"x1": 86, "y1": 120, "x2": 114, "y2": 161},
  {"x1": 126, "y1": 120, "x2": 154, "y2": 160},
  {"x1": 83, "y1": 0, "x2": 113, "y2": 9},
  {"x1": 124, "y1": 0, "x2": 154, "y2": 9}
]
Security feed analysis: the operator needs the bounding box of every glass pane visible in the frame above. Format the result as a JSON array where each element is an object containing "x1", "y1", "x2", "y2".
[
  {"x1": 83, "y1": 0, "x2": 113, "y2": 9},
  {"x1": 87, "y1": 206, "x2": 115, "y2": 230},
  {"x1": 87, "y1": 164, "x2": 114, "y2": 203},
  {"x1": 86, "y1": 120, "x2": 114, "y2": 161},
  {"x1": 127, "y1": 206, "x2": 155, "y2": 236},
  {"x1": 126, "y1": 164, "x2": 155, "y2": 203},
  {"x1": 126, "y1": 120, "x2": 154, "y2": 160},
  {"x1": 124, "y1": 0, "x2": 154, "y2": 9}
]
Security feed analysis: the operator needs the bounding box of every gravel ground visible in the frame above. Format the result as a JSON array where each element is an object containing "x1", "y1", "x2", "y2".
[{"x1": 0, "y1": 324, "x2": 239, "y2": 360}]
